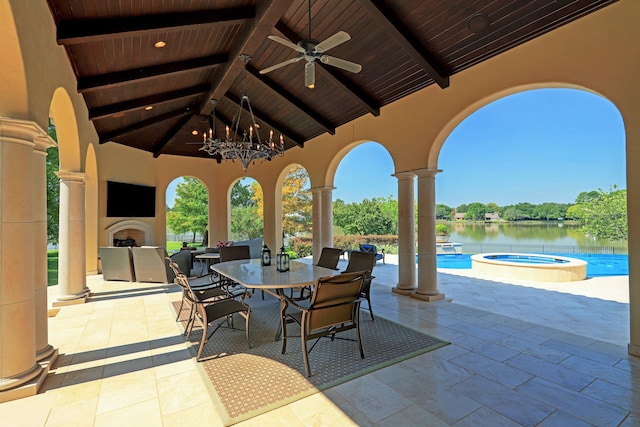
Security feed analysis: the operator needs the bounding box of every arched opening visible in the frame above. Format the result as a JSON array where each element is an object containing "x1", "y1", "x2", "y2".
[
  {"x1": 435, "y1": 87, "x2": 626, "y2": 255},
  {"x1": 432, "y1": 87, "x2": 628, "y2": 340},
  {"x1": 229, "y1": 177, "x2": 263, "y2": 242},
  {"x1": 333, "y1": 142, "x2": 397, "y2": 253},
  {"x1": 281, "y1": 164, "x2": 311, "y2": 238},
  {"x1": 166, "y1": 176, "x2": 209, "y2": 250}
]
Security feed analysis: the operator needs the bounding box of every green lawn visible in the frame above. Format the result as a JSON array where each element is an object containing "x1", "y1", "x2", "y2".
[{"x1": 48, "y1": 250, "x2": 58, "y2": 286}]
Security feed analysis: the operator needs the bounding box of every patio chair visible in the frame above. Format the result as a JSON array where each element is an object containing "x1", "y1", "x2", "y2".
[
  {"x1": 173, "y1": 269, "x2": 251, "y2": 361},
  {"x1": 342, "y1": 251, "x2": 377, "y2": 320},
  {"x1": 359, "y1": 244, "x2": 385, "y2": 264},
  {"x1": 280, "y1": 271, "x2": 366, "y2": 376},
  {"x1": 218, "y1": 245, "x2": 261, "y2": 299},
  {"x1": 167, "y1": 258, "x2": 232, "y2": 323},
  {"x1": 316, "y1": 247, "x2": 342, "y2": 270},
  {"x1": 290, "y1": 247, "x2": 343, "y2": 301}
]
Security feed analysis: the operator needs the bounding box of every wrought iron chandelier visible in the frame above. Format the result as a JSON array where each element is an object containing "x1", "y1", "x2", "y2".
[{"x1": 200, "y1": 54, "x2": 285, "y2": 172}]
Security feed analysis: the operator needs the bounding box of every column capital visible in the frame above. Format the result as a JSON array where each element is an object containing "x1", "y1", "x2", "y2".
[
  {"x1": 55, "y1": 170, "x2": 87, "y2": 183},
  {"x1": 392, "y1": 171, "x2": 416, "y2": 181},
  {"x1": 0, "y1": 118, "x2": 55, "y2": 150},
  {"x1": 33, "y1": 135, "x2": 57, "y2": 153},
  {"x1": 413, "y1": 168, "x2": 442, "y2": 178},
  {"x1": 310, "y1": 186, "x2": 335, "y2": 194}
]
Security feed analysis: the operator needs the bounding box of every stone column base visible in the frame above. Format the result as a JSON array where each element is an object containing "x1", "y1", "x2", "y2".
[
  {"x1": 52, "y1": 292, "x2": 89, "y2": 307},
  {"x1": 36, "y1": 344, "x2": 56, "y2": 362},
  {"x1": 0, "y1": 349, "x2": 58, "y2": 403},
  {"x1": 410, "y1": 292, "x2": 445, "y2": 302},
  {"x1": 628, "y1": 343, "x2": 640, "y2": 357},
  {"x1": 392, "y1": 287, "x2": 416, "y2": 296}
]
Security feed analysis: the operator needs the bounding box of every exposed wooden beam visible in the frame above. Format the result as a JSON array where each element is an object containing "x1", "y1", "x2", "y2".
[
  {"x1": 203, "y1": 0, "x2": 294, "y2": 114},
  {"x1": 274, "y1": 22, "x2": 380, "y2": 117},
  {"x1": 246, "y1": 64, "x2": 336, "y2": 135},
  {"x1": 78, "y1": 54, "x2": 227, "y2": 93},
  {"x1": 358, "y1": 0, "x2": 449, "y2": 89},
  {"x1": 224, "y1": 92, "x2": 304, "y2": 148},
  {"x1": 99, "y1": 108, "x2": 193, "y2": 143},
  {"x1": 317, "y1": 64, "x2": 380, "y2": 117},
  {"x1": 89, "y1": 84, "x2": 210, "y2": 120},
  {"x1": 152, "y1": 113, "x2": 196, "y2": 157},
  {"x1": 57, "y1": 7, "x2": 255, "y2": 45}
]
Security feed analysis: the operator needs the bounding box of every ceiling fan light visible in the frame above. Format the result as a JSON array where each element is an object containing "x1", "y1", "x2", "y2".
[{"x1": 305, "y1": 61, "x2": 315, "y2": 88}]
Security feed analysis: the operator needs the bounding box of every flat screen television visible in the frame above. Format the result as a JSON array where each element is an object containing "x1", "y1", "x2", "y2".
[{"x1": 106, "y1": 181, "x2": 156, "y2": 217}]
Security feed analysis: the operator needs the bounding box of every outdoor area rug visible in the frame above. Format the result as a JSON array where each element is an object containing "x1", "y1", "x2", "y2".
[{"x1": 172, "y1": 295, "x2": 449, "y2": 426}]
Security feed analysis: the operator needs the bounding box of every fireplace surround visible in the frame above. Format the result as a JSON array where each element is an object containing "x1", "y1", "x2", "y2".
[{"x1": 105, "y1": 220, "x2": 153, "y2": 247}]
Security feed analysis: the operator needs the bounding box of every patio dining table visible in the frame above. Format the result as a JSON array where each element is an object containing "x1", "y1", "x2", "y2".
[
  {"x1": 211, "y1": 258, "x2": 340, "y2": 338},
  {"x1": 194, "y1": 252, "x2": 220, "y2": 276},
  {"x1": 211, "y1": 258, "x2": 339, "y2": 297}
]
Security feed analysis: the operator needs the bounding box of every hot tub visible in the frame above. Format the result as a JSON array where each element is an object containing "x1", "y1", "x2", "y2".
[{"x1": 471, "y1": 253, "x2": 587, "y2": 282}]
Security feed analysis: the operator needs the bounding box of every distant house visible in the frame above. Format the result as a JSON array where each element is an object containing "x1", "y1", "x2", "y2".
[
  {"x1": 485, "y1": 213, "x2": 501, "y2": 221},
  {"x1": 454, "y1": 213, "x2": 466, "y2": 221}
]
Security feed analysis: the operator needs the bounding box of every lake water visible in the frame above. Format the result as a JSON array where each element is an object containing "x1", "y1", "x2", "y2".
[{"x1": 445, "y1": 222, "x2": 627, "y2": 253}]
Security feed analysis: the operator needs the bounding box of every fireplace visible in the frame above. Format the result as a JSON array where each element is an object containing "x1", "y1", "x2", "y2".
[{"x1": 106, "y1": 220, "x2": 154, "y2": 246}]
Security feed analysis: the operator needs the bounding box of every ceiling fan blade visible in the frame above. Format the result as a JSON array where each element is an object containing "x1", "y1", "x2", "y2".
[
  {"x1": 319, "y1": 55, "x2": 362, "y2": 73},
  {"x1": 305, "y1": 61, "x2": 315, "y2": 88},
  {"x1": 267, "y1": 35, "x2": 305, "y2": 53},
  {"x1": 315, "y1": 31, "x2": 351, "y2": 53},
  {"x1": 259, "y1": 56, "x2": 303, "y2": 74}
]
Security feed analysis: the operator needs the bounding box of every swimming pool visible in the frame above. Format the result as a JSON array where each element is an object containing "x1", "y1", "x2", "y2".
[
  {"x1": 435, "y1": 253, "x2": 628, "y2": 277},
  {"x1": 470, "y1": 253, "x2": 587, "y2": 282}
]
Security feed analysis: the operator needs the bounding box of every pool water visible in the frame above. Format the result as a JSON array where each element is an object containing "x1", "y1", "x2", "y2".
[
  {"x1": 435, "y1": 253, "x2": 628, "y2": 277},
  {"x1": 483, "y1": 254, "x2": 570, "y2": 264}
]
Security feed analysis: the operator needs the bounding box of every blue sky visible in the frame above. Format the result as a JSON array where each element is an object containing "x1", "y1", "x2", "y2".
[{"x1": 168, "y1": 88, "x2": 626, "y2": 208}]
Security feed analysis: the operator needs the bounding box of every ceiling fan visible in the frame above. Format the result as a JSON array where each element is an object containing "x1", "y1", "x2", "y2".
[{"x1": 259, "y1": 0, "x2": 362, "y2": 88}]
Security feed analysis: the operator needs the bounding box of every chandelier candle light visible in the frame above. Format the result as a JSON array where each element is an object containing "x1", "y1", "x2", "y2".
[{"x1": 200, "y1": 54, "x2": 285, "y2": 171}]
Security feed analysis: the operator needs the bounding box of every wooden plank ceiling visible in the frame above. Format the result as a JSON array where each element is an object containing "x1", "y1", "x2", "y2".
[{"x1": 45, "y1": 0, "x2": 618, "y2": 160}]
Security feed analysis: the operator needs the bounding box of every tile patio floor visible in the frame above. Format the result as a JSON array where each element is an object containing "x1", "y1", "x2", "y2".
[{"x1": 1, "y1": 255, "x2": 638, "y2": 426}]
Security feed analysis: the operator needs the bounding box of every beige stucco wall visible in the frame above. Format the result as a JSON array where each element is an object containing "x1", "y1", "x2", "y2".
[{"x1": 1, "y1": 0, "x2": 638, "y2": 348}]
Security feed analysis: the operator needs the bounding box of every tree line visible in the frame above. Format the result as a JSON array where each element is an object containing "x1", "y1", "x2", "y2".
[{"x1": 437, "y1": 187, "x2": 627, "y2": 240}]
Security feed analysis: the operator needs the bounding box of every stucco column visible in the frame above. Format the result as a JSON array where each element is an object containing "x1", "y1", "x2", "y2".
[
  {"x1": 412, "y1": 169, "x2": 444, "y2": 302},
  {"x1": 32, "y1": 139, "x2": 57, "y2": 362},
  {"x1": 311, "y1": 187, "x2": 323, "y2": 264},
  {"x1": 0, "y1": 119, "x2": 43, "y2": 398},
  {"x1": 392, "y1": 172, "x2": 417, "y2": 294},
  {"x1": 262, "y1": 183, "x2": 280, "y2": 252},
  {"x1": 320, "y1": 186, "x2": 334, "y2": 251},
  {"x1": 54, "y1": 171, "x2": 89, "y2": 305}
]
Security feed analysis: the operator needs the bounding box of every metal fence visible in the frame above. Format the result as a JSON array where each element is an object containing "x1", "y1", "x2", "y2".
[
  {"x1": 456, "y1": 242, "x2": 628, "y2": 255},
  {"x1": 166, "y1": 233, "x2": 204, "y2": 243}
]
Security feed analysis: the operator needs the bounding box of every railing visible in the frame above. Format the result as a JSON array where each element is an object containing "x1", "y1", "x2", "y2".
[{"x1": 456, "y1": 242, "x2": 628, "y2": 255}]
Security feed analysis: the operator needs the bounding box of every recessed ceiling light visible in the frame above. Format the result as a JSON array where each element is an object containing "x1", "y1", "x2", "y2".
[
  {"x1": 468, "y1": 14, "x2": 491, "y2": 34},
  {"x1": 192, "y1": 130, "x2": 198, "y2": 136},
  {"x1": 144, "y1": 106, "x2": 153, "y2": 111},
  {"x1": 154, "y1": 40, "x2": 167, "y2": 48}
]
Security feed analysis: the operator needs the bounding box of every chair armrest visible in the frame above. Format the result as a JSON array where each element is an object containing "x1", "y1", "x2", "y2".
[{"x1": 282, "y1": 293, "x2": 311, "y2": 313}]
